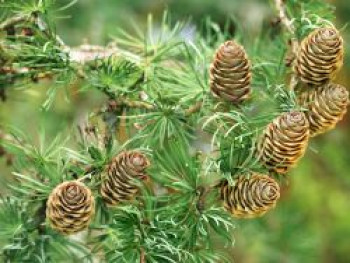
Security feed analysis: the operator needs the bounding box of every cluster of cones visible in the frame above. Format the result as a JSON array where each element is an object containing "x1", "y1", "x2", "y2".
[
  {"x1": 46, "y1": 151, "x2": 150, "y2": 234},
  {"x1": 45, "y1": 27, "x2": 349, "y2": 234},
  {"x1": 210, "y1": 27, "x2": 349, "y2": 219}
]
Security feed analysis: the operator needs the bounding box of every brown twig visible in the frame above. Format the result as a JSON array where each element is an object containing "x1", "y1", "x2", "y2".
[
  {"x1": 67, "y1": 43, "x2": 119, "y2": 64},
  {"x1": 107, "y1": 98, "x2": 203, "y2": 117},
  {"x1": 274, "y1": 0, "x2": 298, "y2": 49},
  {"x1": 0, "y1": 129, "x2": 16, "y2": 166},
  {"x1": 274, "y1": 0, "x2": 299, "y2": 90},
  {"x1": 1, "y1": 12, "x2": 118, "y2": 64},
  {"x1": 274, "y1": 0, "x2": 295, "y2": 34},
  {"x1": 0, "y1": 15, "x2": 29, "y2": 31},
  {"x1": 108, "y1": 98, "x2": 155, "y2": 111},
  {"x1": 140, "y1": 248, "x2": 146, "y2": 263},
  {"x1": 196, "y1": 186, "x2": 209, "y2": 213},
  {"x1": 1, "y1": 13, "x2": 203, "y2": 115},
  {"x1": 185, "y1": 101, "x2": 203, "y2": 116}
]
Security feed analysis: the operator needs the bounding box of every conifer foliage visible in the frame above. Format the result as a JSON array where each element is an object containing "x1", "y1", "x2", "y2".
[{"x1": 0, "y1": 0, "x2": 349, "y2": 262}]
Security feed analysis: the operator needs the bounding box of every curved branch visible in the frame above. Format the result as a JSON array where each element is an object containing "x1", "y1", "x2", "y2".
[
  {"x1": 274, "y1": 0, "x2": 295, "y2": 34},
  {"x1": 107, "y1": 98, "x2": 155, "y2": 111},
  {"x1": 274, "y1": 0, "x2": 298, "y2": 54},
  {"x1": 67, "y1": 43, "x2": 119, "y2": 64},
  {"x1": 274, "y1": 0, "x2": 299, "y2": 89},
  {"x1": 140, "y1": 248, "x2": 146, "y2": 263},
  {"x1": 184, "y1": 101, "x2": 203, "y2": 116},
  {"x1": 0, "y1": 15, "x2": 29, "y2": 31}
]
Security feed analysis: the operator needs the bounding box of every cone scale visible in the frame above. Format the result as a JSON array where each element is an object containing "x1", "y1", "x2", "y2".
[
  {"x1": 46, "y1": 181, "x2": 95, "y2": 235},
  {"x1": 221, "y1": 173, "x2": 280, "y2": 219},
  {"x1": 294, "y1": 27, "x2": 344, "y2": 86},
  {"x1": 100, "y1": 151, "x2": 150, "y2": 206},
  {"x1": 210, "y1": 40, "x2": 251, "y2": 104},
  {"x1": 257, "y1": 111, "x2": 310, "y2": 174},
  {"x1": 299, "y1": 83, "x2": 349, "y2": 136}
]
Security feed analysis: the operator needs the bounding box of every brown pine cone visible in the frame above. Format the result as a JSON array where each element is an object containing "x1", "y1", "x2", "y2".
[
  {"x1": 46, "y1": 181, "x2": 95, "y2": 235},
  {"x1": 221, "y1": 173, "x2": 280, "y2": 218},
  {"x1": 294, "y1": 27, "x2": 344, "y2": 86},
  {"x1": 299, "y1": 83, "x2": 349, "y2": 136},
  {"x1": 210, "y1": 40, "x2": 251, "y2": 103},
  {"x1": 257, "y1": 111, "x2": 310, "y2": 174},
  {"x1": 100, "y1": 151, "x2": 150, "y2": 206}
]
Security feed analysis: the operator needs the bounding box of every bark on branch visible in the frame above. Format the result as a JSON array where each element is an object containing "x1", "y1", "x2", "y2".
[
  {"x1": 274, "y1": 0, "x2": 298, "y2": 54},
  {"x1": 0, "y1": 15, "x2": 29, "y2": 31},
  {"x1": 140, "y1": 248, "x2": 146, "y2": 263},
  {"x1": 274, "y1": 0, "x2": 299, "y2": 89}
]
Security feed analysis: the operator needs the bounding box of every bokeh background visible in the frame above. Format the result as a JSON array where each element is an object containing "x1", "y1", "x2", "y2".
[{"x1": 1, "y1": 0, "x2": 350, "y2": 262}]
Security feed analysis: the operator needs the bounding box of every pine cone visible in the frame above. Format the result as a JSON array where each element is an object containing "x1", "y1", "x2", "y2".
[
  {"x1": 294, "y1": 27, "x2": 344, "y2": 86},
  {"x1": 257, "y1": 111, "x2": 310, "y2": 174},
  {"x1": 101, "y1": 151, "x2": 150, "y2": 206},
  {"x1": 299, "y1": 83, "x2": 349, "y2": 136},
  {"x1": 46, "y1": 181, "x2": 95, "y2": 235},
  {"x1": 210, "y1": 40, "x2": 251, "y2": 103},
  {"x1": 221, "y1": 173, "x2": 280, "y2": 218}
]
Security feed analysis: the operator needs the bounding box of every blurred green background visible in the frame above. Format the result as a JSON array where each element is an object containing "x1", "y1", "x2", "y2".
[{"x1": 1, "y1": 0, "x2": 350, "y2": 262}]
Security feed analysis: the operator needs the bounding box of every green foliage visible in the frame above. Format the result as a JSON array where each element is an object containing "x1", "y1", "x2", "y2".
[
  {"x1": 150, "y1": 140, "x2": 201, "y2": 189},
  {"x1": 286, "y1": 0, "x2": 336, "y2": 39},
  {"x1": 0, "y1": 197, "x2": 91, "y2": 263},
  {"x1": 86, "y1": 58, "x2": 143, "y2": 98},
  {"x1": 0, "y1": 0, "x2": 344, "y2": 262},
  {"x1": 0, "y1": 198, "x2": 26, "y2": 246},
  {"x1": 130, "y1": 106, "x2": 193, "y2": 148}
]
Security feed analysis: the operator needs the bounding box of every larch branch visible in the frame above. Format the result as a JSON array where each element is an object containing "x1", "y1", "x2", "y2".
[
  {"x1": 274, "y1": 0, "x2": 299, "y2": 89},
  {"x1": 0, "y1": 15, "x2": 29, "y2": 30},
  {"x1": 274, "y1": 0, "x2": 295, "y2": 35},
  {"x1": 184, "y1": 101, "x2": 203, "y2": 116},
  {"x1": 140, "y1": 248, "x2": 146, "y2": 263},
  {"x1": 274, "y1": 0, "x2": 298, "y2": 54}
]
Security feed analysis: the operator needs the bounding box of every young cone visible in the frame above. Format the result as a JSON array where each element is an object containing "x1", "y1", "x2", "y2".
[
  {"x1": 210, "y1": 40, "x2": 251, "y2": 103},
  {"x1": 100, "y1": 151, "x2": 150, "y2": 206},
  {"x1": 220, "y1": 173, "x2": 280, "y2": 219},
  {"x1": 294, "y1": 27, "x2": 344, "y2": 86},
  {"x1": 257, "y1": 111, "x2": 310, "y2": 174},
  {"x1": 299, "y1": 83, "x2": 349, "y2": 136},
  {"x1": 46, "y1": 181, "x2": 95, "y2": 235}
]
